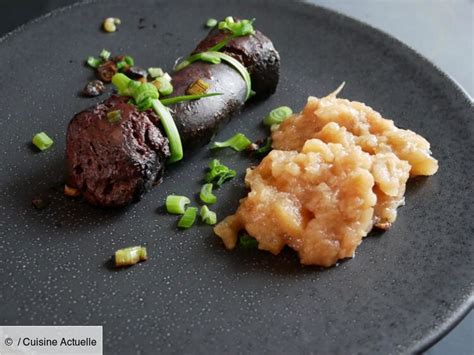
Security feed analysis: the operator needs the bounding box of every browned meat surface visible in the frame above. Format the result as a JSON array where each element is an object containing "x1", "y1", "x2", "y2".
[
  {"x1": 66, "y1": 96, "x2": 169, "y2": 207},
  {"x1": 193, "y1": 28, "x2": 280, "y2": 99},
  {"x1": 66, "y1": 24, "x2": 280, "y2": 207}
]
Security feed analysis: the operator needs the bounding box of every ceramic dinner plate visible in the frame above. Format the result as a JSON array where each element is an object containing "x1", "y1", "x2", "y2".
[{"x1": 0, "y1": 0, "x2": 472, "y2": 353}]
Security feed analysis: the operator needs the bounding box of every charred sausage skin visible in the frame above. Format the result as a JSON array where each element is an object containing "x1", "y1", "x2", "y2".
[
  {"x1": 168, "y1": 62, "x2": 246, "y2": 148},
  {"x1": 66, "y1": 96, "x2": 170, "y2": 207},
  {"x1": 166, "y1": 28, "x2": 280, "y2": 148},
  {"x1": 193, "y1": 28, "x2": 280, "y2": 99},
  {"x1": 66, "y1": 27, "x2": 280, "y2": 207}
]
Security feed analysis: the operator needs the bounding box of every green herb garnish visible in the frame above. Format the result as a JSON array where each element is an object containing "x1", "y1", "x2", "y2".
[
  {"x1": 166, "y1": 195, "x2": 191, "y2": 214},
  {"x1": 263, "y1": 106, "x2": 293, "y2": 126},
  {"x1": 86, "y1": 56, "x2": 102, "y2": 68},
  {"x1": 208, "y1": 17, "x2": 256, "y2": 52},
  {"x1": 124, "y1": 55, "x2": 134, "y2": 66},
  {"x1": 112, "y1": 73, "x2": 183, "y2": 163},
  {"x1": 152, "y1": 76, "x2": 174, "y2": 96},
  {"x1": 205, "y1": 159, "x2": 236, "y2": 186},
  {"x1": 199, "y1": 183, "x2": 217, "y2": 204},
  {"x1": 206, "y1": 18, "x2": 218, "y2": 28},
  {"x1": 178, "y1": 207, "x2": 198, "y2": 229},
  {"x1": 211, "y1": 133, "x2": 251, "y2": 151},
  {"x1": 186, "y1": 79, "x2": 210, "y2": 95},
  {"x1": 175, "y1": 52, "x2": 222, "y2": 71},
  {"x1": 114, "y1": 246, "x2": 148, "y2": 267},
  {"x1": 255, "y1": 137, "x2": 272, "y2": 155},
  {"x1": 239, "y1": 235, "x2": 258, "y2": 249},
  {"x1": 32, "y1": 132, "x2": 54, "y2": 151},
  {"x1": 106, "y1": 110, "x2": 122, "y2": 124},
  {"x1": 175, "y1": 51, "x2": 252, "y2": 100},
  {"x1": 148, "y1": 67, "x2": 164, "y2": 78},
  {"x1": 200, "y1": 205, "x2": 217, "y2": 225},
  {"x1": 100, "y1": 49, "x2": 111, "y2": 61},
  {"x1": 160, "y1": 93, "x2": 222, "y2": 106}
]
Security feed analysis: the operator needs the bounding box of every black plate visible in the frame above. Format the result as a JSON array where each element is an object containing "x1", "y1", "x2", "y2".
[{"x1": 0, "y1": 0, "x2": 472, "y2": 353}]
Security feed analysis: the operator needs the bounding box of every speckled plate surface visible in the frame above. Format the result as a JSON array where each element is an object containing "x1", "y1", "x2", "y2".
[{"x1": 0, "y1": 0, "x2": 472, "y2": 354}]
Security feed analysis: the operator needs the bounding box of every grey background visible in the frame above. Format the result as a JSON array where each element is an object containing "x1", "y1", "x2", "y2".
[{"x1": 0, "y1": 0, "x2": 471, "y2": 353}]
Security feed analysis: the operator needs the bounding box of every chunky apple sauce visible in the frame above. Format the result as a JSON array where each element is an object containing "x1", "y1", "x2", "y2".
[{"x1": 214, "y1": 88, "x2": 438, "y2": 266}]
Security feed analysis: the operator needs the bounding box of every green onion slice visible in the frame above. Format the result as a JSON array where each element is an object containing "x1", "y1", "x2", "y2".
[
  {"x1": 116, "y1": 61, "x2": 127, "y2": 71},
  {"x1": 175, "y1": 51, "x2": 252, "y2": 100},
  {"x1": 218, "y1": 17, "x2": 255, "y2": 37},
  {"x1": 255, "y1": 137, "x2": 272, "y2": 155},
  {"x1": 210, "y1": 52, "x2": 252, "y2": 100},
  {"x1": 134, "y1": 82, "x2": 159, "y2": 107},
  {"x1": 112, "y1": 74, "x2": 183, "y2": 163},
  {"x1": 151, "y1": 99, "x2": 183, "y2": 163},
  {"x1": 199, "y1": 183, "x2": 217, "y2": 204},
  {"x1": 112, "y1": 73, "x2": 132, "y2": 94},
  {"x1": 107, "y1": 110, "x2": 122, "y2": 123},
  {"x1": 148, "y1": 67, "x2": 164, "y2": 78},
  {"x1": 175, "y1": 52, "x2": 222, "y2": 71},
  {"x1": 211, "y1": 133, "x2": 251, "y2": 151},
  {"x1": 206, "y1": 18, "x2": 218, "y2": 28},
  {"x1": 100, "y1": 49, "x2": 111, "y2": 61},
  {"x1": 159, "y1": 81, "x2": 173, "y2": 96},
  {"x1": 200, "y1": 205, "x2": 217, "y2": 225},
  {"x1": 152, "y1": 76, "x2": 174, "y2": 96},
  {"x1": 86, "y1": 56, "x2": 102, "y2": 68},
  {"x1": 178, "y1": 207, "x2": 198, "y2": 229},
  {"x1": 205, "y1": 159, "x2": 236, "y2": 186},
  {"x1": 166, "y1": 195, "x2": 190, "y2": 214},
  {"x1": 208, "y1": 17, "x2": 255, "y2": 52},
  {"x1": 239, "y1": 235, "x2": 258, "y2": 249},
  {"x1": 32, "y1": 132, "x2": 54, "y2": 151},
  {"x1": 124, "y1": 55, "x2": 134, "y2": 66},
  {"x1": 114, "y1": 246, "x2": 148, "y2": 267},
  {"x1": 263, "y1": 106, "x2": 293, "y2": 126},
  {"x1": 160, "y1": 93, "x2": 222, "y2": 106}
]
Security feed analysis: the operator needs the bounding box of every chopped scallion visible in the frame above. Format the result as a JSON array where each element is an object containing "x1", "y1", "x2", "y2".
[
  {"x1": 210, "y1": 52, "x2": 252, "y2": 100},
  {"x1": 100, "y1": 49, "x2": 111, "y2": 61},
  {"x1": 206, "y1": 18, "x2": 218, "y2": 28},
  {"x1": 124, "y1": 56, "x2": 134, "y2": 66},
  {"x1": 218, "y1": 17, "x2": 255, "y2": 37},
  {"x1": 175, "y1": 52, "x2": 222, "y2": 71},
  {"x1": 103, "y1": 17, "x2": 121, "y2": 33},
  {"x1": 133, "y1": 82, "x2": 159, "y2": 107},
  {"x1": 159, "y1": 81, "x2": 173, "y2": 96},
  {"x1": 209, "y1": 17, "x2": 256, "y2": 51},
  {"x1": 211, "y1": 133, "x2": 251, "y2": 151},
  {"x1": 178, "y1": 207, "x2": 198, "y2": 229},
  {"x1": 239, "y1": 235, "x2": 258, "y2": 249},
  {"x1": 114, "y1": 246, "x2": 148, "y2": 267},
  {"x1": 166, "y1": 195, "x2": 190, "y2": 214},
  {"x1": 263, "y1": 106, "x2": 293, "y2": 126},
  {"x1": 116, "y1": 61, "x2": 128, "y2": 71},
  {"x1": 160, "y1": 93, "x2": 222, "y2": 106},
  {"x1": 200, "y1": 205, "x2": 217, "y2": 225},
  {"x1": 32, "y1": 132, "x2": 54, "y2": 151},
  {"x1": 255, "y1": 137, "x2": 272, "y2": 155},
  {"x1": 112, "y1": 73, "x2": 131, "y2": 94},
  {"x1": 152, "y1": 76, "x2": 174, "y2": 96},
  {"x1": 186, "y1": 79, "x2": 210, "y2": 95},
  {"x1": 112, "y1": 74, "x2": 183, "y2": 163},
  {"x1": 148, "y1": 67, "x2": 164, "y2": 78},
  {"x1": 86, "y1": 56, "x2": 102, "y2": 68},
  {"x1": 107, "y1": 110, "x2": 122, "y2": 123},
  {"x1": 151, "y1": 99, "x2": 183, "y2": 163},
  {"x1": 205, "y1": 159, "x2": 236, "y2": 186},
  {"x1": 199, "y1": 183, "x2": 217, "y2": 204}
]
